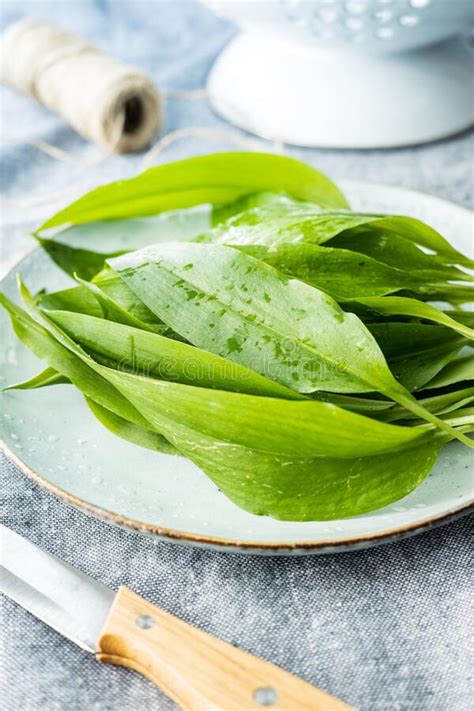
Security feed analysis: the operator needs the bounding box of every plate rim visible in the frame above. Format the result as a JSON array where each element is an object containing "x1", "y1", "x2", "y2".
[
  {"x1": 2, "y1": 441, "x2": 472, "y2": 552},
  {"x1": 2, "y1": 181, "x2": 473, "y2": 553}
]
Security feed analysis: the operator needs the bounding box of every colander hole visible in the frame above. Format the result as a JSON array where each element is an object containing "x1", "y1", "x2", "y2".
[{"x1": 400, "y1": 14, "x2": 419, "y2": 27}]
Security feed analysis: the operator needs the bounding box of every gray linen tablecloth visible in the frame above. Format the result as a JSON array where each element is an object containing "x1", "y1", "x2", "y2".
[{"x1": 1, "y1": 2, "x2": 473, "y2": 709}]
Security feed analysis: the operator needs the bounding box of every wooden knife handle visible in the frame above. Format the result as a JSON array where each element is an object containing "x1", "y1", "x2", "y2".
[{"x1": 96, "y1": 587, "x2": 353, "y2": 711}]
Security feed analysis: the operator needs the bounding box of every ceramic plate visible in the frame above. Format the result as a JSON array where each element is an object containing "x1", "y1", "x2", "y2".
[{"x1": 1, "y1": 181, "x2": 473, "y2": 554}]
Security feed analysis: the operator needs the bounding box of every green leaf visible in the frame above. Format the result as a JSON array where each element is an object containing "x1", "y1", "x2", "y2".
[
  {"x1": 38, "y1": 153, "x2": 349, "y2": 231},
  {"x1": 0, "y1": 293, "x2": 151, "y2": 431},
  {"x1": 438, "y1": 408, "x2": 474, "y2": 429},
  {"x1": 36, "y1": 237, "x2": 124, "y2": 280},
  {"x1": 90, "y1": 381, "x2": 472, "y2": 521},
  {"x1": 185, "y1": 436, "x2": 442, "y2": 521},
  {"x1": 367, "y1": 322, "x2": 466, "y2": 390},
  {"x1": 349, "y1": 216, "x2": 473, "y2": 268},
  {"x1": 85, "y1": 397, "x2": 178, "y2": 455},
  {"x1": 392, "y1": 344, "x2": 464, "y2": 392},
  {"x1": 109, "y1": 243, "x2": 472, "y2": 445},
  {"x1": 38, "y1": 283, "x2": 103, "y2": 317},
  {"x1": 312, "y1": 392, "x2": 395, "y2": 416},
  {"x1": 330, "y1": 229, "x2": 471, "y2": 278},
  {"x1": 109, "y1": 243, "x2": 400, "y2": 394},
  {"x1": 4, "y1": 281, "x2": 471, "y2": 521},
  {"x1": 88, "y1": 392, "x2": 440, "y2": 521},
  {"x1": 367, "y1": 322, "x2": 465, "y2": 358},
  {"x1": 103, "y1": 368, "x2": 432, "y2": 458},
  {"x1": 409, "y1": 284, "x2": 474, "y2": 306},
  {"x1": 317, "y1": 386, "x2": 473, "y2": 422},
  {"x1": 445, "y1": 311, "x2": 474, "y2": 329},
  {"x1": 3, "y1": 366, "x2": 68, "y2": 390},
  {"x1": 39, "y1": 272, "x2": 167, "y2": 334},
  {"x1": 46, "y1": 310, "x2": 304, "y2": 400},
  {"x1": 202, "y1": 195, "x2": 472, "y2": 267},
  {"x1": 423, "y1": 355, "x2": 474, "y2": 390},
  {"x1": 350, "y1": 296, "x2": 474, "y2": 340},
  {"x1": 73, "y1": 276, "x2": 158, "y2": 333},
  {"x1": 10, "y1": 280, "x2": 438, "y2": 458},
  {"x1": 211, "y1": 191, "x2": 294, "y2": 225},
  {"x1": 204, "y1": 203, "x2": 372, "y2": 247},
  {"x1": 236, "y1": 243, "x2": 459, "y2": 300},
  {"x1": 90, "y1": 269, "x2": 167, "y2": 328},
  {"x1": 381, "y1": 386, "x2": 474, "y2": 422}
]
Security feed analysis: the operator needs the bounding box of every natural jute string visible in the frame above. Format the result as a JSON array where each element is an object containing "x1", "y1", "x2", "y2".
[
  {"x1": 0, "y1": 18, "x2": 283, "y2": 211},
  {"x1": 0, "y1": 18, "x2": 162, "y2": 153}
]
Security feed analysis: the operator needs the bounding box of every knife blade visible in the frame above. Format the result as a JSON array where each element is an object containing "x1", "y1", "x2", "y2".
[
  {"x1": 0, "y1": 525, "x2": 354, "y2": 710},
  {"x1": 1, "y1": 524, "x2": 113, "y2": 652}
]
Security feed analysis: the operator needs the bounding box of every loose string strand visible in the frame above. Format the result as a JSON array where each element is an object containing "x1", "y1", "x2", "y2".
[
  {"x1": 164, "y1": 88, "x2": 209, "y2": 101},
  {"x1": 1, "y1": 90, "x2": 285, "y2": 210},
  {"x1": 1, "y1": 110, "x2": 125, "y2": 208},
  {"x1": 139, "y1": 125, "x2": 271, "y2": 172}
]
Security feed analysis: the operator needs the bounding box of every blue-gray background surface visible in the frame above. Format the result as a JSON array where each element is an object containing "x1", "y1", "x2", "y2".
[{"x1": 1, "y1": 2, "x2": 473, "y2": 709}]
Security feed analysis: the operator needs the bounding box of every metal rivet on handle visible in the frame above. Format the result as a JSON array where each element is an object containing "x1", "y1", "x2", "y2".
[
  {"x1": 136, "y1": 614, "x2": 155, "y2": 630},
  {"x1": 253, "y1": 686, "x2": 278, "y2": 706}
]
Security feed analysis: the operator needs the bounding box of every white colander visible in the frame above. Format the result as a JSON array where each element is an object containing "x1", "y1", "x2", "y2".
[{"x1": 204, "y1": 0, "x2": 474, "y2": 147}]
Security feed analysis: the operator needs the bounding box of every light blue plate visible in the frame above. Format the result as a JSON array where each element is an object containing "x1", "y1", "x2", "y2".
[{"x1": 1, "y1": 182, "x2": 472, "y2": 554}]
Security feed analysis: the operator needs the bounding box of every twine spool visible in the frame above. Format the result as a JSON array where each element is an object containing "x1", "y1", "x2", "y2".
[{"x1": 0, "y1": 18, "x2": 162, "y2": 153}]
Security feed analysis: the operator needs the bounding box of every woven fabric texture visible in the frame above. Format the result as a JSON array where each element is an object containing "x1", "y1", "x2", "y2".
[{"x1": 1, "y1": 2, "x2": 473, "y2": 710}]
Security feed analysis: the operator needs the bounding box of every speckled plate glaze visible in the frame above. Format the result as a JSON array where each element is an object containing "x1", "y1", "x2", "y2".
[{"x1": 1, "y1": 181, "x2": 473, "y2": 555}]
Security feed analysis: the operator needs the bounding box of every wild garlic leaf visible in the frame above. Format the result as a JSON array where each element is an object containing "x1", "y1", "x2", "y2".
[
  {"x1": 391, "y1": 344, "x2": 465, "y2": 392},
  {"x1": 350, "y1": 296, "x2": 474, "y2": 340},
  {"x1": 2, "y1": 366, "x2": 68, "y2": 391},
  {"x1": 202, "y1": 204, "x2": 379, "y2": 248},
  {"x1": 380, "y1": 386, "x2": 474, "y2": 422},
  {"x1": 0, "y1": 293, "x2": 152, "y2": 431},
  {"x1": 7, "y1": 308, "x2": 472, "y2": 520},
  {"x1": 367, "y1": 322, "x2": 466, "y2": 390},
  {"x1": 85, "y1": 397, "x2": 178, "y2": 455},
  {"x1": 183, "y1": 435, "x2": 442, "y2": 521},
  {"x1": 9, "y1": 281, "x2": 437, "y2": 459},
  {"x1": 39, "y1": 284, "x2": 103, "y2": 318},
  {"x1": 39, "y1": 273, "x2": 167, "y2": 333},
  {"x1": 96, "y1": 395, "x2": 441, "y2": 521},
  {"x1": 445, "y1": 311, "x2": 474, "y2": 329},
  {"x1": 47, "y1": 310, "x2": 303, "y2": 400},
  {"x1": 108, "y1": 243, "x2": 472, "y2": 445},
  {"x1": 407, "y1": 284, "x2": 474, "y2": 306},
  {"x1": 36, "y1": 237, "x2": 124, "y2": 280},
  {"x1": 202, "y1": 195, "x2": 472, "y2": 267},
  {"x1": 73, "y1": 276, "x2": 158, "y2": 334},
  {"x1": 91, "y1": 269, "x2": 167, "y2": 327},
  {"x1": 312, "y1": 392, "x2": 395, "y2": 416},
  {"x1": 367, "y1": 323, "x2": 466, "y2": 359},
  {"x1": 109, "y1": 242, "x2": 405, "y2": 395},
  {"x1": 439, "y1": 408, "x2": 474, "y2": 429},
  {"x1": 330, "y1": 230, "x2": 470, "y2": 281},
  {"x1": 211, "y1": 192, "x2": 296, "y2": 226},
  {"x1": 351, "y1": 216, "x2": 473, "y2": 268},
  {"x1": 235, "y1": 243, "x2": 458, "y2": 300},
  {"x1": 423, "y1": 355, "x2": 474, "y2": 390},
  {"x1": 103, "y1": 368, "x2": 431, "y2": 459},
  {"x1": 316, "y1": 386, "x2": 473, "y2": 422},
  {"x1": 38, "y1": 153, "x2": 348, "y2": 231},
  {"x1": 100, "y1": 369, "x2": 472, "y2": 520},
  {"x1": 3, "y1": 283, "x2": 470, "y2": 520},
  {"x1": 88, "y1": 393, "x2": 440, "y2": 521}
]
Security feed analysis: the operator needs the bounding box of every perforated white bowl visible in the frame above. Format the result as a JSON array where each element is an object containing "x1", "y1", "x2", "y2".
[
  {"x1": 204, "y1": 0, "x2": 474, "y2": 147},
  {"x1": 205, "y1": 0, "x2": 473, "y2": 53}
]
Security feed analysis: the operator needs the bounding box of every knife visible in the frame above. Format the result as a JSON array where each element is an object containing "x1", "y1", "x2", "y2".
[{"x1": 0, "y1": 525, "x2": 353, "y2": 710}]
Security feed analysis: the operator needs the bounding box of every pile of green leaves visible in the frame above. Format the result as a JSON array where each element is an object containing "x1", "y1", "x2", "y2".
[{"x1": 2, "y1": 153, "x2": 473, "y2": 521}]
